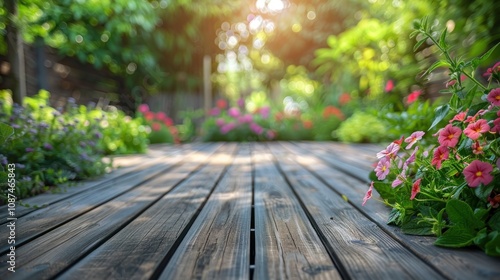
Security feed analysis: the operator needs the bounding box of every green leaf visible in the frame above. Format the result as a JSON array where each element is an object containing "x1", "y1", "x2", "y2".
[
  {"x1": 387, "y1": 208, "x2": 401, "y2": 225},
  {"x1": 474, "y1": 184, "x2": 494, "y2": 201},
  {"x1": 414, "y1": 38, "x2": 427, "y2": 52},
  {"x1": 438, "y1": 27, "x2": 448, "y2": 48},
  {"x1": 423, "y1": 60, "x2": 449, "y2": 77},
  {"x1": 0, "y1": 122, "x2": 14, "y2": 144},
  {"x1": 402, "y1": 218, "x2": 434, "y2": 236},
  {"x1": 484, "y1": 231, "x2": 500, "y2": 257},
  {"x1": 428, "y1": 104, "x2": 450, "y2": 131},
  {"x1": 489, "y1": 212, "x2": 500, "y2": 231},
  {"x1": 435, "y1": 227, "x2": 475, "y2": 247},
  {"x1": 373, "y1": 181, "x2": 395, "y2": 203},
  {"x1": 471, "y1": 42, "x2": 500, "y2": 68},
  {"x1": 446, "y1": 199, "x2": 485, "y2": 230}
]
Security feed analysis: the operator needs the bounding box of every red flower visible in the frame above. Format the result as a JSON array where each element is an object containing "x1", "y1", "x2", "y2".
[
  {"x1": 410, "y1": 178, "x2": 421, "y2": 200},
  {"x1": 216, "y1": 99, "x2": 228, "y2": 109},
  {"x1": 164, "y1": 117, "x2": 173, "y2": 127},
  {"x1": 362, "y1": 182, "x2": 374, "y2": 206},
  {"x1": 464, "y1": 119, "x2": 490, "y2": 140},
  {"x1": 144, "y1": 111, "x2": 155, "y2": 121},
  {"x1": 302, "y1": 120, "x2": 313, "y2": 129},
  {"x1": 431, "y1": 146, "x2": 449, "y2": 169},
  {"x1": 463, "y1": 160, "x2": 493, "y2": 187},
  {"x1": 156, "y1": 112, "x2": 167, "y2": 121},
  {"x1": 438, "y1": 124, "x2": 462, "y2": 147},
  {"x1": 484, "y1": 61, "x2": 500, "y2": 81},
  {"x1": 323, "y1": 106, "x2": 344, "y2": 119},
  {"x1": 393, "y1": 135, "x2": 405, "y2": 146},
  {"x1": 406, "y1": 90, "x2": 421, "y2": 104},
  {"x1": 339, "y1": 93, "x2": 351, "y2": 105},
  {"x1": 151, "y1": 122, "x2": 161, "y2": 131},
  {"x1": 385, "y1": 80, "x2": 394, "y2": 92}
]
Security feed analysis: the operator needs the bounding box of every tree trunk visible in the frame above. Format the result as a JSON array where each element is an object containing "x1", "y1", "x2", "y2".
[{"x1": 5, "y1": 0, "x2": 26, "y2": 104}]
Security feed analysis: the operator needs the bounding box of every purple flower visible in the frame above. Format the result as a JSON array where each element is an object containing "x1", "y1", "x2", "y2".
[
  {"x1": 0, "y1": 155, "x2": 7, "y2": 165},
  {"x1": 216, "y1": 118, "x2": 225, "y2": 127},
  {"x1": 237, "y1": 98, "x2": 245, "y2": 108},
  {"x1": 209, "y1": 108, "x2": 221, "y2": 116},
  {"x1": 39, "y1": 122, "x2": 49, "y2": 129},
  {"x1": 80, "y1": 152, "x2": 91, "y2": 161},
  {"x1": 26, "y1": 147, "x2": 34, "y2": 153},
  {"x1": 238, "y1": 114, "x2": 253, "y2": 124},
  {"x1": 250, "y1": 123, "x2": 263, "y2": 135},
  {"x1": 11, "y1": 124, "x2": 20, "y2": 129},
  {"x1": 228, "y1": 107, "x2": 240, "y2": 118},
  {"x1": 43, "y1": 143, "x2": 53, "y2": 150},
  {"x1": 94, "y1": 132, "x2": 103, "y2": 139},
  {"x1": 16, "y1": 163, "x2": 25, "y2": 169},
  {"x1": 259, "y1": 106, "x2": 270, "y2": 119},
  {"x1": 220, "y1": 123, "x2": 236, "y2": 134}
]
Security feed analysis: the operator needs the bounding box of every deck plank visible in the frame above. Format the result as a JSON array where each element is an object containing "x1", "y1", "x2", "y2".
[
  {"x1": 0, "y1": 143, "x2": 224, "y2": 279},
  {"x1": 158, "y1": 144, "x2": 252, "y2": 280},
  {"x1": 252, "y1": 143, "x2": 342, "y2": 280},
  {"x1": 57, "y1": 143, "x2": 237, "y2": 280},
  {"x1": 0, "y1": 144, "x2": 191, "y2": 223}
]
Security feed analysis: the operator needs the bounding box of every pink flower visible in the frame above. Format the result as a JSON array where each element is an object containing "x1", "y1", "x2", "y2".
[
  {"x1": 238, "y1": 114, "x2": 253, "y2": 124},
  {"x1": 487, "y1": 88, "x2": 500, "y2": 106},
  {"x1": 237, "y1": 98, "x2": 245, "y2": 108},
  {"x1": 432, "y1": 146, "x2": 449, "y2": 169},
  {"x1": 449, "y1": 110, "x2": 467, "y2": 123},
  {"x1": 410, "y1": 178, "x2": 421, "y2": 200},
  {"x1": 164, "y1": 117, "x2": 173, "y2": 127},
  {"x1": 404, "y1": 146, "x2": 419, "y2": 167},
  {"x1": 407, "y1": 90, "x2": 421, "y2": 104},
  {"x1": 445, "y1": 79, "x2": 456, "y2": 88},
  {"x1": 375, "y1": 158, "x2": 391, "y2": 180},
  {"x1": 216, "y1": 118, "x2": 225, "y2": 127},
  {"x1": 463, "y1": 160, "x2": 493, "y2": 187},
  {"x1": 209, "y1": 108, "x2": 220, "y2": 116},
  {"x1": 438, "y1": 124, "x2": 462, "y2": 147},
  {"x1": 156, "y1": 112, "x2": 167, "y2": 121},
  {"x1": 259, "y1": 106, "x2": 270, "y2": 119},
  {"x1": 138, "y1": 104, "x2": 149, "y2": 113},
  {"x1": 392, "y1": 173, "x2": 406, "y2": 188},
  {"x1": 228, "y1": 107, "x2": 240, "y2": 118},
  {"x1": 220, "y1": 123, "x2": 236, "y2": 134},
  {"x1": 404, "y1": 131, "x2": 425, "y2": 149},
  {"x1": 493, "y1": 119, "x2": 500, "y2": 132},
  {"x1": 250, "y1": 123, "x2": 264, "y2": 135},
  {"x1": 376, "y1": 142, "x2": 400, "y2": 159},
  {"x1": 362, "y1": 182, "x2": 374, "y2": 206},
  {"x1": 144, "y1": 111, "x2": 154, "y2": 121},
  {"x1": 266, "y1": 130, "x2": 276, "y2": 139},
  {"x1": 385, "y1": 80, "x2": 394, "y2": 92},
  {"x1": 464, "y1": 119, "x2": 490, "y2": 140},
  {"x1": 484, "y1": 62, "x2": 500, "y2": 81}
]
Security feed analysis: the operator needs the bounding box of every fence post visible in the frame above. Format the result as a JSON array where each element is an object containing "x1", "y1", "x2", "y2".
[
  {"x1": 203, "y1": 55, "x2": 212, "y2": 114},
  {"x1": 5, "y1": 0, "x2": 26, "y2": 104}
]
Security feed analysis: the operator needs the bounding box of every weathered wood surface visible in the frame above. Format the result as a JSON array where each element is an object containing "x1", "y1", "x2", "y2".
[{"x1": 0, "y1": 142, "x2": 498, "y2": 280}]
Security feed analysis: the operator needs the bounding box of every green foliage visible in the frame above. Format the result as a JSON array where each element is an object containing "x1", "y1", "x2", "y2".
[
  {"x1": 378, "y1": 100, "x2": 447, "y2": 140},
  {"x1": 335, "y1": 111, "x2": 389, "y2": 143},
  {"x1": 0, "y1": 90, "x2": 149, "y2": 203}
]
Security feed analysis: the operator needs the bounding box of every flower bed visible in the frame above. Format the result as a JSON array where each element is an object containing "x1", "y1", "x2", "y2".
[{"x1": 363, "y1": 19, "x2": 500, "y2": 256}]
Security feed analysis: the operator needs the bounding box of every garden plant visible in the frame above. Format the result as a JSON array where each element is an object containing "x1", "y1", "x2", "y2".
[{"x1": 364, "y1": 18, "x2": 500, "y2": 256}]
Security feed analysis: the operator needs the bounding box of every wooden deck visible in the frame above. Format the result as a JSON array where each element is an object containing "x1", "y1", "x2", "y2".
[{"x1": 1, "y1": 142, "x2": 499, "y2": 279}]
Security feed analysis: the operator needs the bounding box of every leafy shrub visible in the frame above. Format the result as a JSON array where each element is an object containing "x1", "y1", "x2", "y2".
[
  {"x1": 335, "y1": 110, "x2": 389, "y2": 143},
  {"x1": 0, "y1": 90, "x2": 149, "y2": 203}
]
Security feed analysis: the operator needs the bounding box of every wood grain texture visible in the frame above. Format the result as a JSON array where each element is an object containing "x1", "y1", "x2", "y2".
[
  {"x1": 270, "y1": 142, "x2": 444, "y2": 279},
  {"x1": 158, "y1": 144, "x2": 252, "y2": 280},
  {"x1": 0, "y1": 144, "x2": 223, "y2": 280},
  {"x1": 0, "y1": 145, "x2": 189, "y2": 223},
  {"x1": 252, "y1": 143, "x2": 342, "y2": 280},
  {"x1": 57, "y1": 143, "x2": 237, "y2": 280}
]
